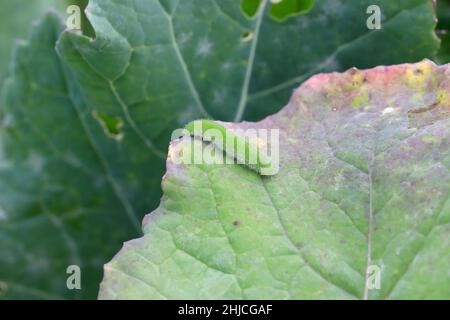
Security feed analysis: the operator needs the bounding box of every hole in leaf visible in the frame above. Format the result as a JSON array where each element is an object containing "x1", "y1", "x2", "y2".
[
  {"x1": 241, "y1": 0, "x2": 262, "y2": 18},
  {"x1": 69, "y1": 0, "x2": 95, "y2": 37},
  {"x1": 241, "y1": 31, "x2": 254, "y2": 42},
  {"x1": 240, "y1": 0, "x2": 314, "y2": 21},
  {"x1": 92, "y1": 111, "x2": 124, "y2": 141},
  {"x1": 270, "y1": 0, "x2": 315, "y2": 21}
]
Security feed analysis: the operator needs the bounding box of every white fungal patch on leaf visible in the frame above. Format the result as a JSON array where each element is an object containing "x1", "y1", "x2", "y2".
[
  {"x1": 322, "y1": 56, "x2": 341, "y2": 72},
  {"x1": 27, "y1": 152, "x2": 44, "y2": 173},
  {"x1": 0, "y1": 136, "x2": 4, "y2": 159},
  {"x1": 222, "y1": 62, "x2": 233, "y2": 72},
  {"x1": 322, "y1": 0, "x2": 343, "y2": 16},
  {"x1": 297, "y1": 17, "x2": 310, "y2": 29},
  {"x1": 27, "y1": 257, "x2": 49, "y2": 274},
  {"x1": 177, "y1": 105, "x2": 197, "y2": 125},
  {"x1": 0, "y1": 207, "x2": 7, "y2": 222},
  {"x1": 0, "y1": 140, "x2": 11, "y2": 169},
  {"x1": 177, "y1": 32, "x2": 193, "y2": 47},
  {"x1": 1, "y1": 113, "x2": 14, "y2": 128},
  {"x1": 94, "y1": 176, "x2": 107, "y2": 188},
  {"x1": 213, "y1": 89, "x2": 227, "y2": 105},
  {"x1": 196, "y1": 38, "x2": 213, "y2": 57},
  {"x1": 64, "y1": 152, "x2": 82, "y2": 168}
]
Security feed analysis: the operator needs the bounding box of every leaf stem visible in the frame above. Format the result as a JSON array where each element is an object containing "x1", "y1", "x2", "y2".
[{"x1": 234, "y1": 0, "x2": 268, "y2": 122}]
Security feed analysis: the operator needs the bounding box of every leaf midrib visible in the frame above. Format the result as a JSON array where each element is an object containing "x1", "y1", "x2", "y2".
[
  {"x1": 55, "y1": 37, "x2": 142, "y2": 233},
  {"x1": 233, "y1": 0, "x2": 268, "y2": 122}
]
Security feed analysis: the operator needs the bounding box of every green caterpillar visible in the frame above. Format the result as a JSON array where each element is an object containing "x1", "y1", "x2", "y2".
[{"x1": 184, "y1": 120, "x2": 274, "y2": 175}]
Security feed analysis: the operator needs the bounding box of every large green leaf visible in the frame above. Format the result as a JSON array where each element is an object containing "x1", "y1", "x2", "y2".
[
  {"x1": 0, "y1": 1, "x2": 64, "y2": 88},
  {"x1": 58, "y1": 0, "x2": 440, "y2": 123},
  {"x1": 0, "y1": 0, "x2": 92, "y2": 93},
  {"x1": 0, "y1": 14, "x2": 146, "y2": 299},
  {"x1": 0, "y1": 0, "x2": 441, "y2": 299},
  {"x1": 100, "y1": 60, "x2": 450, "y2": 299}
]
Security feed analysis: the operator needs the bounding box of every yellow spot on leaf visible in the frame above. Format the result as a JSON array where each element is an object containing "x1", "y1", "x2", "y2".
[
  {"x1": 421, "y1": 134, "x2": 441, "y2": 145},
  {"x1": 352, "y1": 91, "x2": 369, "y2": 108},
  {"x1": 437, "y1": 89, "x2": 450, "y2": 106},
  {"x1": 404, "y1": 62, "x2": 432, "y2": 89}
]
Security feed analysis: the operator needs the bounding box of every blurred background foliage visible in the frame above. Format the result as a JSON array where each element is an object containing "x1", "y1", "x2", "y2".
[
  {"x1": 0, "y1": 0, "x2": 92, "y2": 89},
  {"x1": 1, "y1": 0, "x2": 448, "y2": 90},
  {"x1": 437, "y1": 0, "x2": 450, "y2": 63}
]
